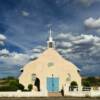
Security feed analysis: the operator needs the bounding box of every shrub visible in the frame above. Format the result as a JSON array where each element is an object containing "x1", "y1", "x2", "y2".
[
  {"x1": 0, "y1": 78, "x2": 24, "y2": 91},
  {"x1": 17, "y1": 83, "x2": 24, "y2": 91},
  {"x1": 28, "y1": 84, "x2": 33, "y2": 91}
]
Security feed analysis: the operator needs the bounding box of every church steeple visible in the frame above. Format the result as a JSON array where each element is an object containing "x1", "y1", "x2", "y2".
[{"x1": 47, "y1": 28, "x2": 55, "y2": 48}]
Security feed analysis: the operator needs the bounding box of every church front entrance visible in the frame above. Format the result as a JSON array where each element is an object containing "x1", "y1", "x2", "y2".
[{"x1": 47, "y1": 77, "x2": 59, "y2": 92}]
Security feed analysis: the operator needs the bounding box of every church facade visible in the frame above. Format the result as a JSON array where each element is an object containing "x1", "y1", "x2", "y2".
[{"x1": 19, "y1": 30, "x2": 82, "y2": 95}]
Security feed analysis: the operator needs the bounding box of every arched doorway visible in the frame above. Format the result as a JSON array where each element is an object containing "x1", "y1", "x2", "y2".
[
  {"x1": 69, "y1": 81, "x2": 78, "y2": 91},
  {"x1": 34, "y1": 78, "x2": 40, "y2": 91}
]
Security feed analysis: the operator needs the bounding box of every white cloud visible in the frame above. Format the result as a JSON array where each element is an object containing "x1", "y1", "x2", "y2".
[
  {"x1": 0, "y1": 34, "x2": 6, "y2": 45},
  {"x1": 32, "y1": 46, "x2": 45, "y2": 53},
  {"x1": 55, "y1": 32, "x2": 72, "y2": 40},
  {"x1": 57, "y1": 41, "x2": 72, "y2": 47},
  {"x1": 84, "y1": 17, "x2": 100, "y2": 29},
  {"x1": 22, "y1": 11, "x2": 29, "y2": 16},
  {"x1": 72, "y1": 34, "x2": 100, "y2": 44},
  {"x1": 56, "y1": 33, "x2": 100, "y2": 45},
  {"x1": 0, "y1": 45, "x2": 46, "y2": 66},
  {"x1": 0, "y1": 49, "x2": 30, "y2": 66},
  {"x1": 56, "y1": 32, "x2": 100, "y2": 66},
  {"x1": 0, "y1": 49, "x2": 9, "y2": 56}
]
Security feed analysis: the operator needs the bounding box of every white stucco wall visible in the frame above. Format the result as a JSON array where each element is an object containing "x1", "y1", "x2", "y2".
[{"x1": 19, "y1": 48, "x2": 82, "y2": 92}]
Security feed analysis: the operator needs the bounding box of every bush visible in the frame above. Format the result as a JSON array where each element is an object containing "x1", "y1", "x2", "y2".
[
  {"x1": 17, "y1": 83, "x2": 24, "y2": 91},
  {"x1": 7, "y1": 80, "x2": 19, "y2": 91},
  {"x1": 82, "y1": 77, "x2": 100, "y2": 86},
  {"x1": 0, "y1": 78, "x2": 24, "y2": 91},
  {"x1": 28, "y1": 84, "x2": 33, "y2": 91},
  {"x1": 82, "y1": 80, "x2": 91, "y2": 87}
]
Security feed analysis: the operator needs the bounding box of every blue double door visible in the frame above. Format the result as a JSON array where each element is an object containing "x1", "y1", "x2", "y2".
[{"x1": 47, "y1": 77, "x2": 59, "y2": 92}]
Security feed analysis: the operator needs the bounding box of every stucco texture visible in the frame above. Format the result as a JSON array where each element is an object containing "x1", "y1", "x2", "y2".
[{"x1": 19, "y1": 48, "x2": 81, "y2": 91}]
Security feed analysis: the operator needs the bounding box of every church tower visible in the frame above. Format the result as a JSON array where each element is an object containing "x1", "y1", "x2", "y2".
[{"x1": 47, "y1": 28, "x2": 55, "y2": 48}]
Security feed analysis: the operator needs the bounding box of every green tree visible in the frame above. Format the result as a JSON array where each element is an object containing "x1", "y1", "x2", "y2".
[
  {"x1": 8, "y1": 80, "x2": 20, "y2": 91},
  {"x1": 82, "y1": 80, "x2": 91, "y2": 87}
]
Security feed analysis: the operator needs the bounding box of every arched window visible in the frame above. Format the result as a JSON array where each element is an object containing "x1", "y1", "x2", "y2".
[{"x1": 69, "y1": 81, "x2": 78, "y2": 91}]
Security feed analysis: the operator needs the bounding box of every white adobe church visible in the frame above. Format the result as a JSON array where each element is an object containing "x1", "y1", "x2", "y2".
[{"x1": 19, "y1": 29, "x2": 82, "y2": 96}]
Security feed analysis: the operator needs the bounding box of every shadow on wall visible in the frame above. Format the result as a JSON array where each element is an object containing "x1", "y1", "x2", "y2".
[{"x1": 34, "y1": 78, "x2": 40, "y2": 91}]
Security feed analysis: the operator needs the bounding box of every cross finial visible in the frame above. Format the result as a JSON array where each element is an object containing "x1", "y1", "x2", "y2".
[{"x1": 49, "y1": 28, "x2": 52, "y2": 38}]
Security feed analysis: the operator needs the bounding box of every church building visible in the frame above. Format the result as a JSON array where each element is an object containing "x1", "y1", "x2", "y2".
[{"x1": 19, "y1": 29, "x2": 82, "y2": 96}]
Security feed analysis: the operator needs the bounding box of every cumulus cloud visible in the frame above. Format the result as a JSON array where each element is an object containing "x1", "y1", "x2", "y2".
[
  {"x1": 0, "y1": 49, "x2": 30, "y2": 66},
  {"x1": 29, "y1": 45, "x2": 46, "y2": 59},
  {"x1": 0, "y1": 45, "x2": 45, "y2": 66},
  {"x1": 0, "y1": 49, "x2": 9, "y2": 56},
  {"x1": 56, "y1": 33, "x2": 100, "y2": 45},
  {"x1": 0, "y1": 34, "x2": 6, "y2": 45},
  {"x1": 84, "y1": 17, "x2": 100, "y2": 29},
  {"x1": 0, "y1": 46, "x2": 44, "y2": 76},
  {"x1": 56, "y1": 33, "x2": 100, "y2": 58},
  {"x1": 55, "y1": 32, "x2": 100, "y2": 74},
  {"x1": 32, "y1": 46, "x2": 45, "y2": 53}
]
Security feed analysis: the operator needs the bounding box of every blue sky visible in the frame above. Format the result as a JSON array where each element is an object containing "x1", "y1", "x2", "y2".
[{"x1": 0, "y1": 0, "x2": 100, "y2": 78}]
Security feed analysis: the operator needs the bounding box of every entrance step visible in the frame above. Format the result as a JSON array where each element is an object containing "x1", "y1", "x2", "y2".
[{"x1": 48, "y1": 92, "x2": 62, "y2": 97}]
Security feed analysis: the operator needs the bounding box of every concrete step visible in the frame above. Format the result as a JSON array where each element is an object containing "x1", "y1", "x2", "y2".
[{"x1": 48, "y1": 92, "x2": 62, "y2": 97}]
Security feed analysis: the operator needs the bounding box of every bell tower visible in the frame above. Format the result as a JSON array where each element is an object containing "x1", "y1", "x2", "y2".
[{"x1": 47, "y1": 28, "x2": 55, "y2": 48}]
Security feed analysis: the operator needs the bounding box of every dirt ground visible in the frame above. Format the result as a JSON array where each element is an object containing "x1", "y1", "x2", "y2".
[{"x1": 0, "y1": 97, "x2": 100, "y2": 100}]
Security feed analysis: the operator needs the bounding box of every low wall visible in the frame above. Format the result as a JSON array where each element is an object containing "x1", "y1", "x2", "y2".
[
  {"x1": 90, "y1": 90, "x2": 100, "y2": 97},
  {"x1": 0, "y1": 90, "x2": 100, "y2": 97},
  {"x1": 0, "y1": 90, "x2": 48, "y2": 97},
  {"x1": 64, "y1": 91, "x2": 100, "y2": 97},
  {"x1": 64, "y1": 85, "x2": 100, "y2": 97},
  {"x1": 64, "y1": 91, "x2": 90, "y2": 97}
]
